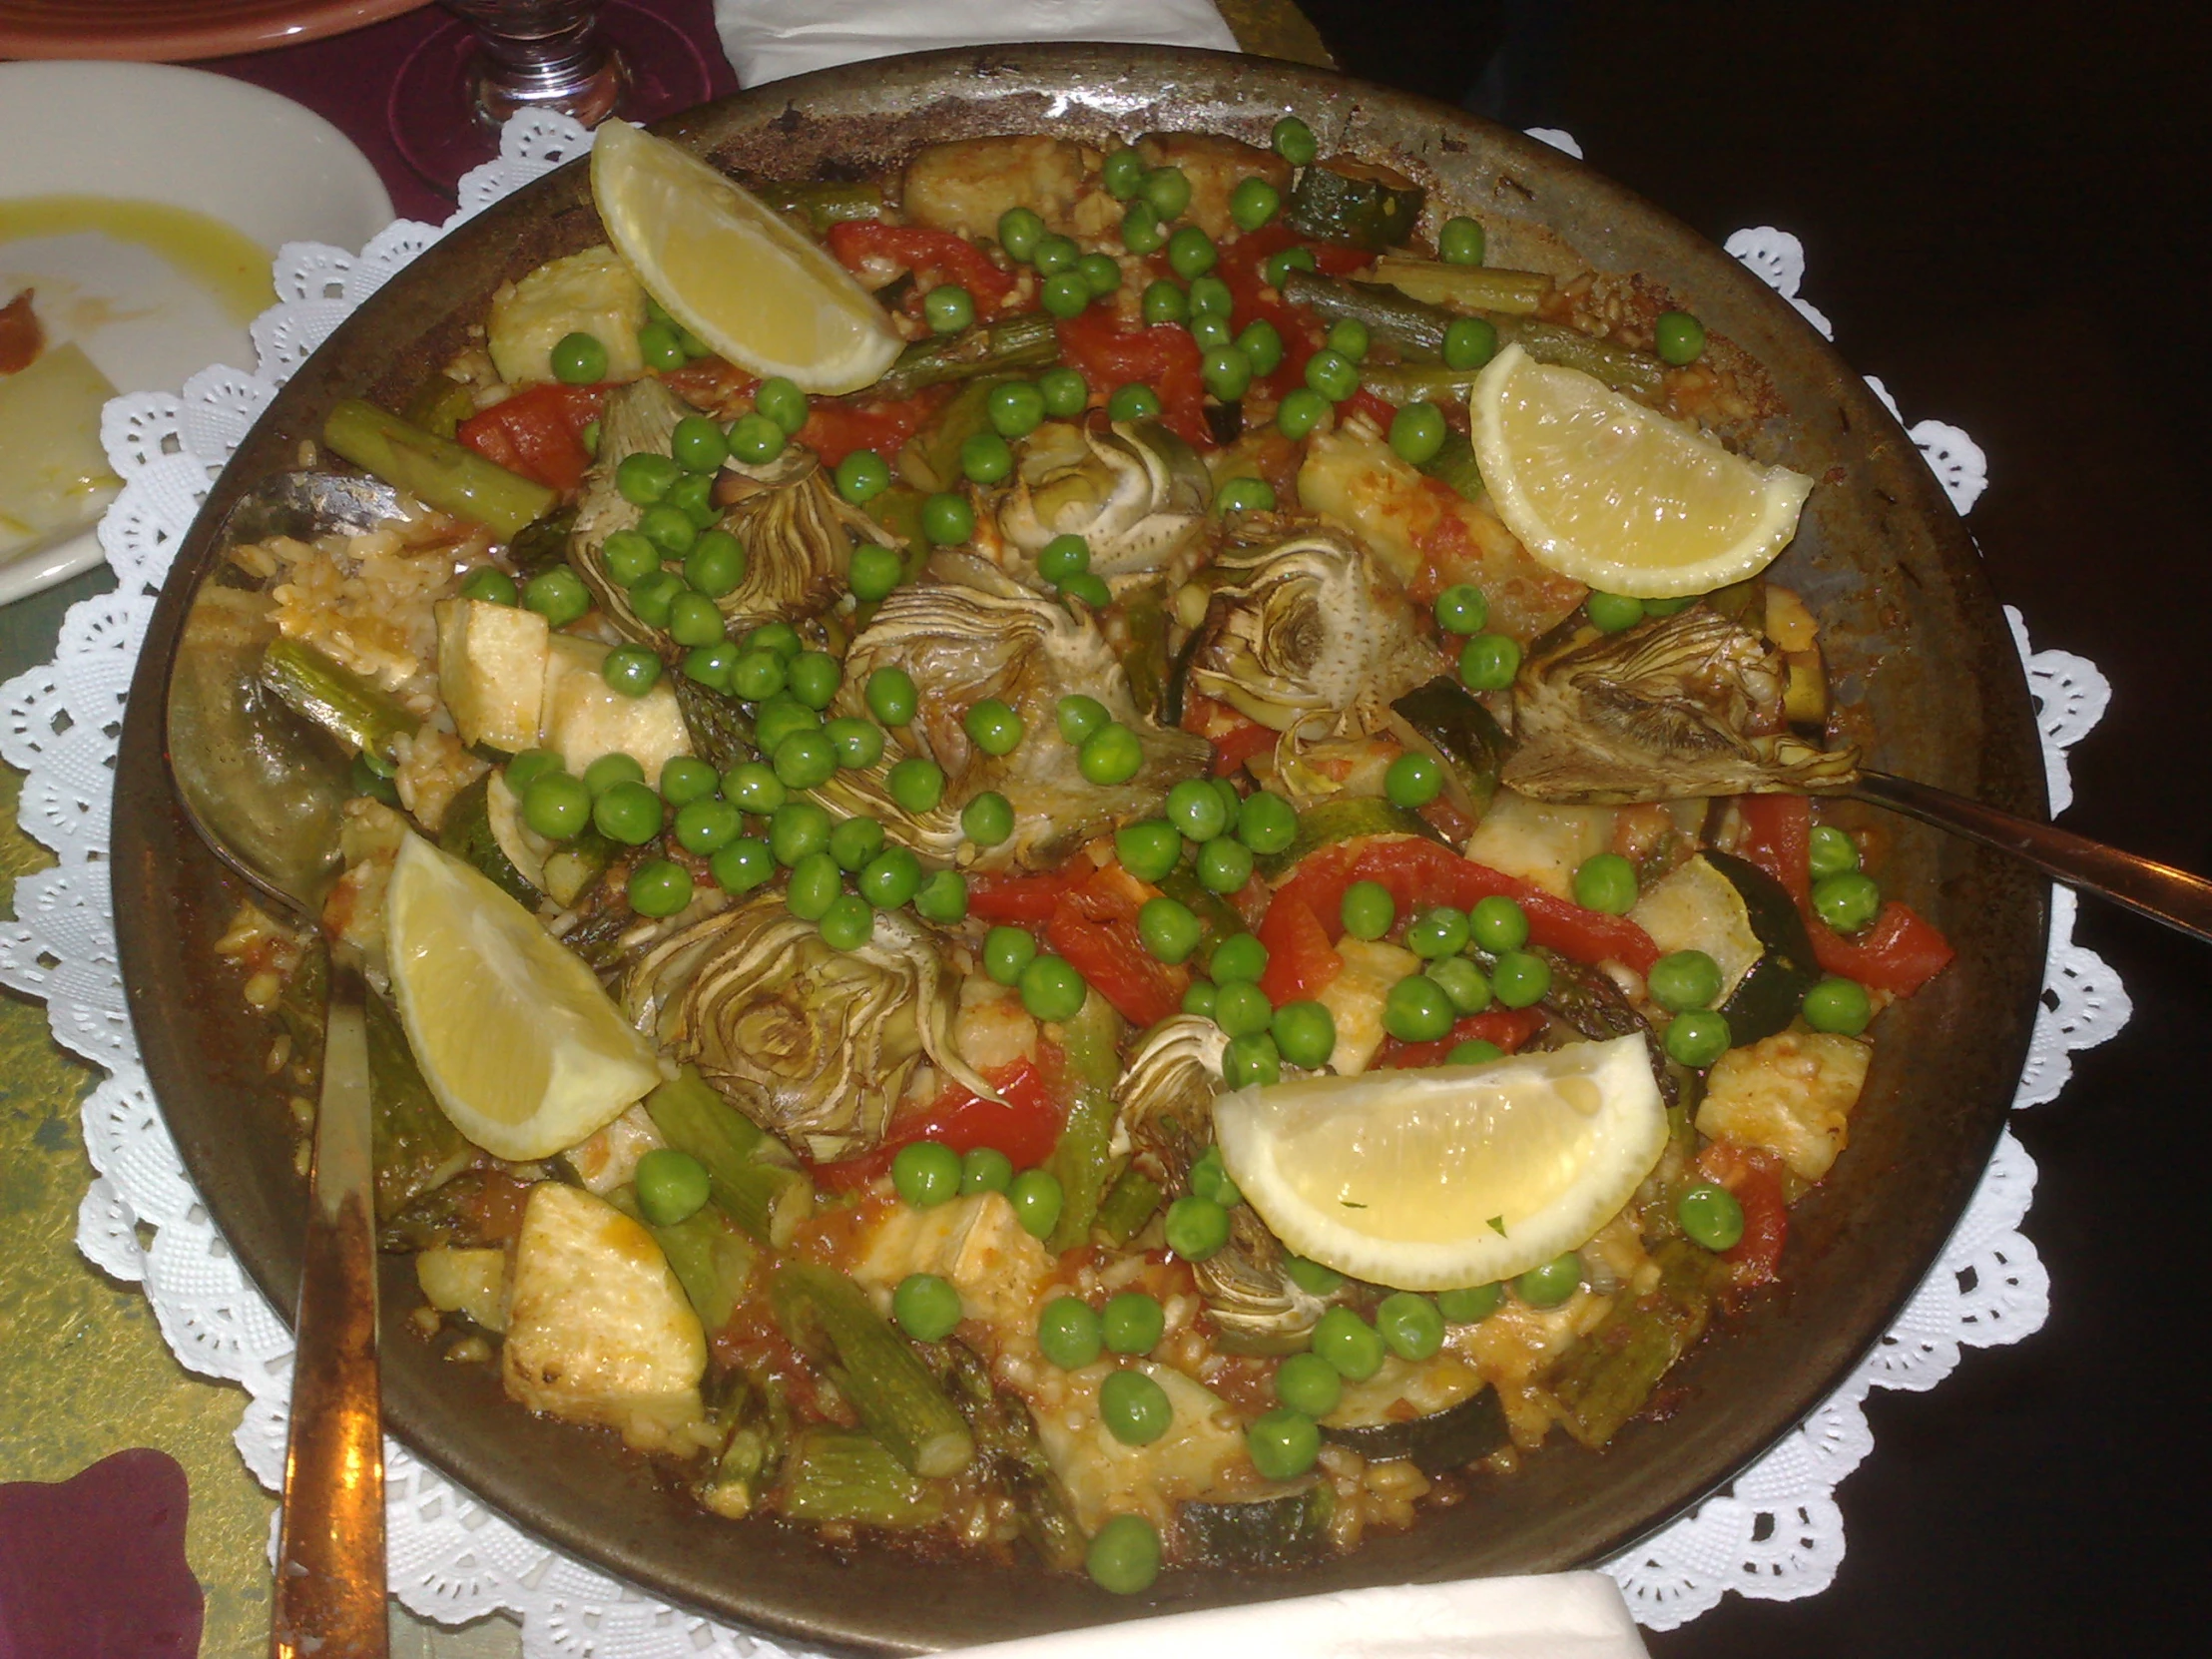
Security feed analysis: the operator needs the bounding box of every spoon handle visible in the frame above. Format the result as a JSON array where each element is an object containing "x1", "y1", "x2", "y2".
[
  {"x1": 271, "y1": 939, "x2": 387, "y2": 1659},
  {"x1": 1850, "y1": 770, "x2": 2212, "y2": 945}
]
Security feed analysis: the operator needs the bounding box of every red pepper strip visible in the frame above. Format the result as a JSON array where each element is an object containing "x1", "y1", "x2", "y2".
[
  {"x1": 1697, "y1": 1140, "x2": 1789, "y2": 1287},
  {"x1": 659, "y1": 355, "x2": 760, "y2": 410},
  {"x1": 1046, "y1": 896, "x2": 1186, "y2": 1028},
  {"x1": 794, "y1": 385, "x2": 950, "y2": 468},
  {"x1": 1256, "y1": 891, "x2": 1345, "y2": 1006},
  {"x1": 1054, "y1": 308, "x2": 1210, "y2": 447},
  {"x1": 0, "y1": 289, "x2": 43, "y2": 375},
  {"x1": 1208, "y1": 718, "x2": 1279, "y2": 776},
  {"x1": 1349, "y1": 839, "x2": 1661, "y2": 973},
  {"x1": 965, "y1": 871, "x2": 1074, "y2": 923},
  {"x1": 825, "y1": 221, "x2": 1017, "y2": 305},
  {"x1": 1376, "y1": 1008, "x2": 1547, "y2": 1069},
  {"x1": 812, "y1": 1059, "x2": 1064, "y2": 1192},
  {"x1": 1733, "y1": 795, "x2": 1956, "y2": 995},
  {"x1": 456, "y1": 381, "x2": 605, "y2": 493},
  {"x1": 1343, "y1": 387, "x2": 1398, "y2": 432}
]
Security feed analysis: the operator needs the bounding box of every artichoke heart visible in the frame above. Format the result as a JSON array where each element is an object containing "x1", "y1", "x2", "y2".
[
  {"x1": 817, "y1": 554, "x2": 1210, "y2": 870},
  {"x1": 570, "y1": 378, "x2": 687, "y2": 644},
  {"x1": 1502, "y1": 606, "x2": 1861, "y2": 804},
  {"x1": 716, "y1": 448, "x2": 900, "y2": 626},
  {"x1": 1184, "y1": 530, "x2": 1443, "y2": 737},
  {"x1": 1113, "y1": 1017, "x2": 1329, "y2": 1354},
  {"x1": 620, "y1": 894, "x2": 993, "y2": 1162},
  {"x1": 995, "y1": 418, "x2": 1210, "y2": 581}
]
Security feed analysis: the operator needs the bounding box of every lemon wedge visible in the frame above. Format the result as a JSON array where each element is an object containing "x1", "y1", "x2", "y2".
[
  {"x1": 1213, "y1": 1034, "x2": 1667, "y2": 1291},
  {"x1": 386, "y1": 832, "x2": 661, "y2": 1161},
  {"x1": 1469, "y1": 343, "x2": 1814, "y2": 599},
  {"x1": 589, "y1": 119, "x2": 902, "y2": 395}
]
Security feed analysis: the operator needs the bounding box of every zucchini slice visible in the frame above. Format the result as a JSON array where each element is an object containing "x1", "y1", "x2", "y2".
[
  {"x1": 1322, "y1": 1383, "x2": 1509, "y2": 1473},
  {"x1": 1254, "y1": 795, "x2": 1445, "y2": 879},
  {"x1": 438, "y1": 773, "x2": 539, "y2": 905},
  {"x1": 1285, "y1": 159, "x2": 1425, "y2": 251},
  {"x1": 1630, "y1": 851, "x2": 1819, "y2": 1043},
  {"x1": 1179, "y1": 1481, "x2": 1336, "y2": 1568},
  {"x1": 1391, "y1": 677, "x2": 1506, "y2": 818}
]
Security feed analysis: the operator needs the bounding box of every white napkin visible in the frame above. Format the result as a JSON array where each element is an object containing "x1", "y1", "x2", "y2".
[
  {"x1": 947, "y1": 1573, "x2": 1649, "y2": 1657},
  {"x1": 712, "y1": 0, "x2": 1238, "y2": 87}
]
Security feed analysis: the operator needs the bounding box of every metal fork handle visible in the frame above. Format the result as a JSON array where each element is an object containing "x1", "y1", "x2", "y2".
[
  {"x1": 271, "y1": 938, "x2": 387, "y2": 1658},
  {"x1": 1850, "y1": 769, "x2": 2212, "y2": 945}
]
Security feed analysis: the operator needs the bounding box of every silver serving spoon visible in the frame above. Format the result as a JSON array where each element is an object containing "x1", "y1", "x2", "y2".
[{"x1": 164, "y1": 469, "x2": 402, "y2": 1659}]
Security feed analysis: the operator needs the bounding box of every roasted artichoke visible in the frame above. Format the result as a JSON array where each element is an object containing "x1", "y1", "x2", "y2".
[{"x1": 994, "y1": 418, "x2": 1210, "y2": 583}]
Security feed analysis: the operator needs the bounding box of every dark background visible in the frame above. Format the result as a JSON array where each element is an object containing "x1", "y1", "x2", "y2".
[{"x1": 1292, "y1": 0, "x2": 2210, "y2": 1652}]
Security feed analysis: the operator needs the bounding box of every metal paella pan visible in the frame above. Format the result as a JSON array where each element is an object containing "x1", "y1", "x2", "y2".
[{"x1": 110, "y1": 42, "x2": 2045, "y2": 1653}]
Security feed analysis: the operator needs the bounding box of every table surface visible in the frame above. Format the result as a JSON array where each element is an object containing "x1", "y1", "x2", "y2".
[{"x1": 5, "y1": 0, "x2": 2208, "y2": 1654}]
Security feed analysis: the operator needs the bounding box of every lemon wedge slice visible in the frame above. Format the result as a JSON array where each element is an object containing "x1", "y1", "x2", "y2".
[
  {"x1": 1213, "y1": 1034, "x2": 1667, "y2": 1291},
  {"x1": 1469, "y1": 343, "x2": 1814, "y2": 599},
  {"x1": 386, "y1": 832, "x2": 661, "y2": 1161},
  {"x1": 589, "y1": 119, "x2": 902, "y2": 395}
]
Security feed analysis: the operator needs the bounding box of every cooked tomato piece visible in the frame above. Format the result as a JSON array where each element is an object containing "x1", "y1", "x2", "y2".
[
  {"x1": 826, "y1": 222, "x2": 1018, "y2": 305},
  {"x1": 1256, "y1": 890, "x2": 1345, "y2": 1005},
  {"x1": 794, "y1": 385, "x2": 950, "y2": 467},
  {"x1": 1349, "y1": 838, "x2": 1661, "y2": 972},
  {"x1": 1054, "y1": 308, "x2": 1209, "y2": 446},
  {"x1": 456, "y1": 381, "x2": 605, "y2": 493},
  {"x1": 1206, "y1": 717, "x2": 1278, "y2": 776},
  {"x1": 812, "y1": 1059, "x2": 1065, "y2": 1191},
  {"x1": 966, "y1": 871, "x2": 1074, "y2": 923},
  {"x1": 1697, "y1": 1140, "x2": 1789, "y2": 1287},
  {"x1": 1046, "y1": 896, "x2": 1185, "y2": 1028},
  {"x1": 1375, "y1": 1007, "x2": 1547, "y2": 1069},
  {"x1": 1734, "y1": 795, "x2": 1954, "y2": 995}
]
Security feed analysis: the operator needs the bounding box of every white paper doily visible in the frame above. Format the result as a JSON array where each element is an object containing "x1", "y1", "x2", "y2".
[{"x1": 0, "y1": 114, "x2": 2130, "y2": 1653}]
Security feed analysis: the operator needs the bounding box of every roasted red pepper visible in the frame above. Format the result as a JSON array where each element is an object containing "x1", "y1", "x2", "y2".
[
  {"x1": 793, "y1": 385, "x2": 950, "y2": 467},
  {"x1": 1376, "y1": 1007, "x2": 1547, "y2": 1069},
  {"x1": 1697, "y1": 1140, "x2": 1789, "y2": 1287},
  {"x1": 826, "y1": 222, "x2": 1017, "y2": 306},
  {"x1": 1734, "y1": 795, "x2": 1955, "y2": 995},
  {"x1": 456, "y1": 381, "x2": 605, "y2": 493},
  {"x1": 1256, "y1": 891, "x2": 1345, "y2": 1005},
  {"x1": 1207, "y1": 718, "x2": 1279, "y2": 776},
  {"x1": 1046, "y1": 897, "x2": 1185, "y2": 1028},
  {"x1": 1054, "y1": 307, "x2": 1209, "y2": 446},
  {"x1": 966, "y1": 871, "x2": 1075, "y2": 923},
  {"x1": 1212, "y1": 224, "x2": 1373, "y2": 397},
  {"x1": 812, "y1": 1058, "x2": 1065, "y2": 1192}
]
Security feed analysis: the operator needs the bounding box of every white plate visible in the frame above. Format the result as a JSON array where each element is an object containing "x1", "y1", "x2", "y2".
[{"x1": 0, "y1": 60, "x2": 393, "y2": 606}]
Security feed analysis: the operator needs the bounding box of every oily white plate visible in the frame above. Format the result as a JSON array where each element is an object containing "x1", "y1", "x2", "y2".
[{"x1": 0, "y1": 60, "x2": 393, "y2": 606}]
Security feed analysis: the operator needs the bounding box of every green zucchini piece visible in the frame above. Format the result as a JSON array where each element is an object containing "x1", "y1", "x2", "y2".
[
  {"x1": 1285, "y1": 160, "x2": 1425, "y2": 251},
  {"x1": 438, "y1": 774, "x2": 538, "y2": 905},
  {"x1": 1323, "y1": 1382, "x2": 1509, "y2": 1473},
  {"x1": 648, "y1": 1201, "x2": 759, "y2": 1335},
  {"x1": 367, "y1": 990, "x2": 473, "y2": 1222},
  {"x1": 1391, "y1": 677, "x2": 1506, "y2": 818},
  {"x1": 1551, "y1": 1240, "x2": 1722, "y2": 1449},
  {"x1": 748, "y1": 177, "x2": 885, "y2": 235},
  {"x1": 1179, "y1": 1482, "x2": 1336, "y2": 1568},
  {"x1": 1254, "y1": 795, "x2": 1445, "y2": 880},
  {"x1": 900, "y1": 375, "x2": 1010, "y2": 494},
  {"x1": 259, "y1": 637, "x2": 419, "y2": 766},
  {"x1": 644, "y1": 1068, "x2": 816, "y2": 1248},
  {"x1": 1417, "y1": 429, "x2": 1484, "y2": 501},
  {"x1": 778, "y1": 1428, "x2": 946, "y2": 1528},
  {"x1": 322, "y1": 397, "x2": 554, "y2": 542},
  {"x1": 1094, "y1": 1165, "x2": 1164, "y2": 1246}
]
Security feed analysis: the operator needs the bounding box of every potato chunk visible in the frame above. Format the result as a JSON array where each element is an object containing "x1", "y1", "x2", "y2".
[
  {"x1": 851, "y1": 1192, "x2": 1054, "y2": 1332},
  {"x1": 902, "y1": 136, "x2": 1089, "y2": 239},
  {"x1": 540, "y1": 634, "x2": 692, "y2": 784},
  {"x1": 1696, "y1": 1031, "x2": 1871, "y2": 1181},
  {"x1": 501, "y1": 1182, "x2": 707, "y2": 1450},
  {"x1": 1134, "y1": 132, "x2": 1291, "y2": 242},
  {"x1": 435, "y1": 596, "x2": 549, "y2": 752},
  {"x1": 415, "y1": 1246, "x2": 508, "y2": 1333},
  {"x1": 1318, "y1": 937, "x2": 1423, "y2": 1076},
  {"x1": 487, "y1": 246, "x2": 646, "y2": 386}
]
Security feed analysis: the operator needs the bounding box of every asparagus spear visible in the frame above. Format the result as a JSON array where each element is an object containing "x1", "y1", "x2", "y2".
[
  {"x1": 1549, "y1": 1241, "x2": 1721, "y2": 1449},
  {"x1": 1045, "y1": 989, "x2": 1125, "y2": 1252},
  {"x1": 1371, "y1": 257, "x2": 1552, "y2": 314},
  {"x1": 778, "y1": 1428, "x2": 945, "y2": 1527},
  {"x1": 648, "y1": 1202, "x2": 760, "y2": 1334},
  {"x1": 643, "y1": 1069, "x2": 814, "y2": 1248},
  {"x1": 870, "y1": 312, "x2": 1059, "y2": 402},
  {"x1": 322, "y1": 397, "x2": 554, "y2": 541},
  {"x1": 773, "y1": 1263, "x2": 974, "y2": 1477},
  {"x1": 259, "y1": 637, "x2": 419, "y2": 765}
]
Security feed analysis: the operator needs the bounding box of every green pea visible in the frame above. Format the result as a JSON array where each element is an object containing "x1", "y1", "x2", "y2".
[
  {"x1": 625, "y1": 856, "x2": 691, "y2": 918},
  {"x1": 1202, "y1": 345, "x2": 1254, "y2": 403},
  {"x1": 681, "y1": 530, "x2": 745, "y2": 599},
  {"x1": 1340, "y1": 879, "x2": 1395, "y2": 941},
  {"x1": 1197, "y1": 836, "x2": 1254, "y2": 894},
  {"x1": 1272, "y1": 115, "x2": 1318, "y2": 166},
  {"x1": 1384, "y1": 752, "x2": 1443, "y2": 809},
  {"x1": 1677, "y1": 1182, "x2": 1746, "y2": 1251},
  {"x1": 1209, "y1": 932, "x2": 1268, "y2": 985},
  {"x1": 913, "y1": 868, "x2": 968, "y2": 924},
  {"x1": 1436, "y1": 1282, "x2": 1504, "y2": 1324},
  {"x1": 1647, "y1": 949, "x2": 1723, "y2": 1013},
  {"x1": 754, "y1": 691, "x2": 821, "y2": 756},
  {"x1": 1442, "y1": 314, "x2": 1499, "y2": 371},
  {"x1": 683, "y1": 642, "x2": 739, "y2": 691},
  {"x1": 1102, "y1": 1291, "x2": 1165, "y2": 1355},
  {"x1": 672, "y1": 796, "x2": 743, "y2": 855},
  {"x1": 1312, "y1": 1307, "x2": 1385, "y2": 1381},
  {"x1": 1386, "y1": 401, "x2": 1448, "y2": 466},
  {"x1": 829, "y1": 814, "x2": 886, "y2": 872},
  {"x1": 595, "y1": 528, "x2": 655, "y2": 589},
  {"x1": 1490, "y1": 949, "x2": 1551, "y2": 1009},
  {"x1": 1664, "y1": 1008, "x2": 1733, "y2": 1068},
  {"x1": 1813, "y1": 871, "x2": 1882, "y2": 933},
  {"x1": 1284, "y1": 1255, "x2": 1343, "y2": 1296},
  {"x1": 634, "y1": 1148, "x2": 710, "y2": 1225},
  {"x1": 784, "y1": 850, "x2": 842, "y2": 921},
  {"x1": 1037, "y1": 365, "x2": 1089, "y2": 418},
  {"x1": 594, "y1": 780, "x2": 663, "y2": 845},
  {"x1": 951, "y1": 431, "x2": 1012, "y2": 490},
  {"x1": 1304, "y1": 347, "x2": 1358, "y2": 403},
  {"x1": 1229, "y1": 174, "x2": 1282, "y2": 231},
  {"x1": 1226, "y1": 792, "x2": 1291, "y2": 856},
  {"x1": 1405, "y1": 904, "x2": 1471, "y2": 960},
  {"x1": 1031, "y1": 235, "x2": 1079, "y2": 276},
  {"x1": 817, "y1": 891, "x2": 873, "y2": 950},
  {"x1": 579, "y1": 418, "x2": 600, "y2": 458},
  {"x1": 1276, "y1": 386, "x2": 1330, "y2": 438},
  {"x1": 1040, "y1": 269, "x2": 1092, "y2": 319},
  {"x1": 1246, "y1": 1406, "x2": 1321, "y2": 1481},
  {"x1": 1275, "y1": 1352, "x2": 1342, "y2": 1417},
  {"x1": 922, "y1": 283, "x2": 975, "y2": 335},
  {"x1": 657, "y1": 756, "x2": 719, "y2": 808},
  {"x1": 668, "y1": 414, "x2": 726, "y2": 475},
  {"x1": 1209, "y1": 776, "x2": 1241, "y2": 830},
  {"x1": 1182, "y1": 979, "x2": 1217, "y2": 1017},
  {"x1": 1139, "y1": 165, "x2": 1192, "y2": 220},
  {"x1": 1237, "y1": 318, "x2": 1285, "y2": 376},
  {"x1": 666, "y1": 590, "x2": 725, "y2": 648},
  {"x1": 1009, "y1": 1168, "x2": 1063, "y2": 1239},
  {"x1": 1031, "y1": 538, "x2": 1089, "y2": 590},
  {"x1": 962, "y1": 791, "x2": 1014, "y2": 846},
  {"x1": 522, "y1": 566, "x2": 589, "y2": 628},
  {"x1": 1216, "y1": 476, "x2": 1276, "y2": 515},
  {"x1": 981, "y1": 925, "x2": 1037, "y2": 987},
  {"x1": 1436, "y1": 216, "x2": 1486, "y2": 267},
  {"x1": 1457, "y1": 632, "x2": 1519, "y2": 692},
  {"x1": 1515, "y1": 1252, "x2": 1584, "y2": 1309},
  {"x1": 1078, "y1": 722, "x2": 1144, "y2": 786},
  {"x1": 1654, "y1": 310, "x2": 1706, "y2": 365},
  {"x1": 1056, "y1": 693, "x2": 1109, "y2": 744},
  {"x1": 1165, "y1": 1194, "x2": 1231, "y2": 1260},
  {"x1": 1121, "y1": 199, "x2": 1166, "y2": 255},
  {"x1": 1077, "y1": 253, "x2": 1123, "y2": 298},
  {"x1": 616, "y1": 450, "x2": 680, "y2": 506},
  {"x1": 1573, "y1": 852, "x2": 1641, "y2": 915},
  {"x1": 860, "y1": 667, "x2": 915, "y2": 728},
  {"x1": 964, "y1": 698, "x2": 1026, "y2": 757},
  {"x1": 504, "y1": 749, "x2": 565, "y2": 794},
  {"x1": 1187, "y1": 311, "x2": 1230, "y2": 349},
  {"x1": 522, "y1": 772, "x2": 592, "y2": 840},
  {"x1": 1189, "y1": 1145, "x2": 1241, "y2": 1207},
  {"x1": 1376, "y1": 1291, "x2": 1445, "y2": 1361},
  {"x1": 1181, "y1": 276, "x2": 1227, "y2": 318},
  {"x1": 921, "y1": 491, "x2": 974, "y2": 545},
  {"x1": 1803, "y1": 976, "x2": 1874, "y2": 1035},
  {"x1": 835, "y1": 448, "x2": 890, "y2": 504},
  {"x1": 1037, "y1": 1296, "x2": 1103, "y2": 1369},
  {"x1": 1324, "y1": 319, "x2": 1369, "y2": 364},
  {"x1": 1115, "y1": 821, "x2": 1182, "y2": 884},
  {"x1": 459, "y1": 565, "x2": 518, "y2": 606},
  {"x1": 608, "y1": 553, "x2": 672, "y2": 611},
  {"x1": 726, "y1": 411, "x2": 786, "y2": 465},
  {"x1": 960, "y1": 1146, "x2": 1014, "y2": 1196},
  {"x1": 786, "y1": 650, "x2": 839, "y2": 711},
  {"x1": 997, "y1": 205, "x2": 1046, "y2": 258},
  {"x1": 710, "y1": 836, "x2": 776, "y2": 894},
  {"x1": 665, "y1": 470, "x2": 720, "y2": 530},
  {"x1": 891, "y1": 1140, "x2": 962, "y2": 1209},
  {"x1": 1019, "y1": 953, "x2": 1087, "y2": 1021},
  {"x1": 1271, "y1": 1000, "x2": 1335, "y2": 1069},
  {"x1": 747, "y1": 621, "x2": 803, "y2": 658},
  {"x1": 1214, "y1": 980, "x2": 1274, "y2": 1041},
  {"x1": 1164, "y1": 224, "x2": 1216, "y2": 279},
  {"x1": 1383, "y1": 974, "x2": 1455, "y2": 1042},
  {"x1": 886, "y1": 755, "x2": 945, "y2": 814},
  {"x1": 550, "y1": 329, "x2": 608, "y2": 385},
  {"x1": 1587, "y1": 591, "x2": 1646, "y2": 633},
  {"x1": 1808, "y1": 824, "x2": 1861, "y2": 879},
  {"x1": 768, "y1": 801, "x2": 832, "y2": 865},
  {"x1": 1159, "y1": 777, "x2": 1223, "y2": 842},
  {"x1": 717, "y1": 760, "x2": 781, "y2": 816},
  {"x1": 1468, "y1": 895, "x2": 1529, "y2": 951},
  {"x1": 889, "y1": 1272, "x2": 961, "y2": 1341},
  {"x1": 582, "y1": 753, "x2": 645, "y2": 797},
  {"x1": 847, "y1": 541, "x2": 903, "y2": 604},
  {"x1": 1427, "y1": 954, "x2": 1493, "y2": 1015},
  {"x1": 1107, "y1": 383, "x2": 1161, "y2": 424},
  {"x1": 1087, "y1": 1512, "x2": 1160, "y2": 1595},
  {"x1": 1057, "y1": 571, "x2": 1112, "y2": 610},
  {"x1": 1222, "y1": 1030, "x2": 1281, "y2": 1089},
  {"x1": 1138, "y1": 896, "x2": 1202, "y2": 965},
  {"x1": 773, "y1": 730, "x2": 837, "y2": 791},
  {"x1": 636, "y1": 319, "x2": 686, "y2": 370},
  {"x1": 755, "y1": 376, "x2": 810, "y2": 435},
  {"x1": 596, "y1": 644, "x2": 657, "y2": 699},
  {"x1": 1643, "y1": 595, "x2": 1697, "y2": 617},
  {"x1": 1098, "y1": 146, "x2": 1147, "y2": 200},
  {"x1": 1262, "y1": 246, "x2": 1317, "y2": 286}
]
